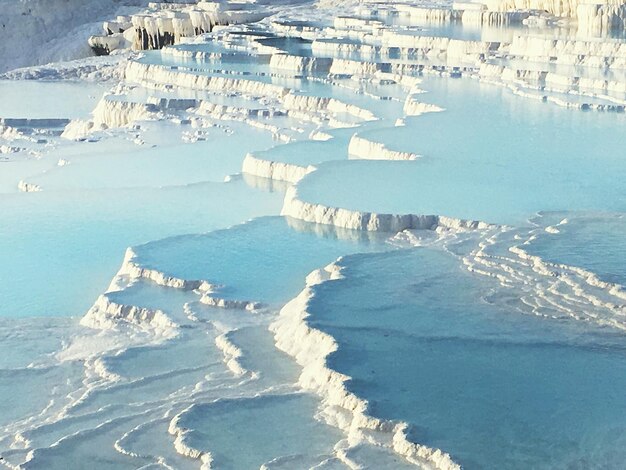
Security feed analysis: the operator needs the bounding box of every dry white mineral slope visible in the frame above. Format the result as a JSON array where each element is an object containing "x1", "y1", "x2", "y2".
[{"x1": 0, "y1": 0, "x2": 146, "y2": 73}]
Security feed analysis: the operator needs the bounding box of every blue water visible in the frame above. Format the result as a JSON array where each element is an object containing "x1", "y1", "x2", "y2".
[
  {"x1": 178, "y1": 394, "x2": 343, "y2": 469},
  {"x1": 0, "y1": 181, "x2": 282, "y2": 317},
  {"x1": 526, "y1": 212, "x2": 626, "y2": 287},
  {"x1": 0, "y1": 80, "x2": 107, "y2": 119},
  {"x1": 132, "y1": 216, "x2": 388, "y2": 306},
  {"x1": 307, "y1": 248, "x2": 626, "y2": 469},
  {"x1": 30, "y1": 124, "x2": 277, "y2": 190},
  {"x1": 296, "y1": 77, "x2": 626, "y2": 226},
  {"x1": 248, "y1": 127, "x2": 354, "y2": 167},
  {"x1": 1, "y1": 6, "x2": 625, "y2": 468}
]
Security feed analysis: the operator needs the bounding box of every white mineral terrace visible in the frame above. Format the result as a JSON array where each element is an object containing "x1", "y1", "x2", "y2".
[{"x1": 1, "y1": 0, "x2": 626, "y2": 469}]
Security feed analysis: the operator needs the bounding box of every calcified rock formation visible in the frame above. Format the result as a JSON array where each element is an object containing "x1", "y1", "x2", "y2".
[
  {"x1": 348, "y1": 134, "x2": 420, "y2": 161},
  {"x1": 130, "y1": 5, "x2": 266, "y2": 51},
  {"x1": 89, "y1": 0, "x2": 297, "y2": 54},
  {"x1": 368, "y1": 0, "x2": 626, "y2": 35},
  {"x1": 472, "y1": 0, "x2": 626, "y2": 33},
  {"x1": 281, "y1": 186, "x2": 491, "y2": 233},
  {"x1": 480, "y1": 0, "x2": 623, "y2": 18},
  {"x1": 577, "y1": 1, "x2": 626, "y2": 32}
]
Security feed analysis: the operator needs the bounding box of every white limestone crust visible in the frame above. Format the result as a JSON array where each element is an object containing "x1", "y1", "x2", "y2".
[{"x1": 281, "y1": 186, "x2": 491, "y2": 233}]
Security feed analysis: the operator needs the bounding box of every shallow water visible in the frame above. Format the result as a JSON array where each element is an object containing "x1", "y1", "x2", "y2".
[
  {"x1": 0, "y1": 181, "x2": 282, "y2": 317},
  {"x1": 295, "y1": 77, "x2": 626, "y2": 226},
  {"x1": 0, "y1": 80, "x2": 108, "y2": 119},
  {"x1": 177, "y1": 393, "x2": 343, "y2": 469},
  {"x1": 308, "y1": 248, "x2": 626, "y2": 469},
  {"x1": 525, "y1": 212, "x2": 626, "y2": 286},
  {"x1": 0, "y1": 216, "x2": 394, "y2": 468},
  {"x1": 132, "y1": 216, "x2": 387, "y2": 306},
  {"x1": 28, "y1": 123, "x2": 277, "y2": 190},
  {"x1": 1, "y1": 4, "x2": 626, "y2": 468}
]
